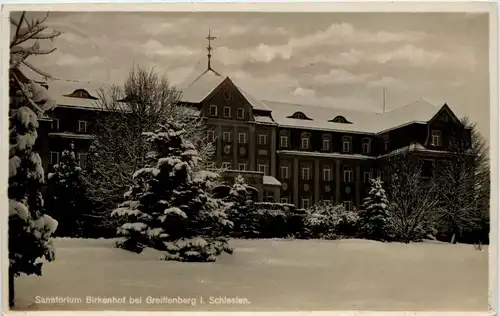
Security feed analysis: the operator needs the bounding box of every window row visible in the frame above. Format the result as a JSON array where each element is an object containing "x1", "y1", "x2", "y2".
[
  {"x1": 207, "y1": 162, "x2": 269, "y2": 175},
  {"x1": 280, "y1": 135, "x2": 372, "y2": 154},
  {"x1": 50, "y1": 151, "x2": 87, "y2": 167},
  {"x1": 50, "y1": 119, "x2": 88, "y2": 133},
  {"x1": 279, "y1": 165, "x2": 379, "y2": 183},
  {"x1": 207, "y1": 131, "x2": 269, "y2": 145},
  {"x1": 209, "y1": 105, "x2": 245, "y2": 119},
  {"x1": 431, "y1": 130, "x2": 456, "y2": 148},
  {"x1": 279, "y1": 197, "x2": 353, "y2": 211}
]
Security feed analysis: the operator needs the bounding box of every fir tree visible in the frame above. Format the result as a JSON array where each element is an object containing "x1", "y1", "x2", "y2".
[
  {"x1": 111, "y1": 120, "x2": 233, "y2": 262},
  {"x1": 359, "y1": 178, "x2": 391, "y2": 241},
  {"x1": 45, "y1": 142, "x2": 93, "y2": 237},
  {"x1": 224, "y1": 175, "x2": 257, "y2": 238}
]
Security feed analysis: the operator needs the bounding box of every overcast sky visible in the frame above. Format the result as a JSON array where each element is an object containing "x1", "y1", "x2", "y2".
[{"x1": 23, "y1": 11, "x2": 490, "y2": 139}]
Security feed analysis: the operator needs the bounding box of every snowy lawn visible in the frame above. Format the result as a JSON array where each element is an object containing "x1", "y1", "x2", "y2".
[{"x1": 13, "y1": 238, "x2": 488, "y2": 311}]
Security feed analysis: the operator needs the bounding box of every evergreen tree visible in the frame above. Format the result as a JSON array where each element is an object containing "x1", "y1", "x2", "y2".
[
  {"x1": 111, "y1": 120, "x2": 233, "y2": 262},
  {"x1": 359, "y1": 178, "x2": 391, "y2": 241},
  {"x1": 45, "y1": 142, "x2": 93, "y2": 237},
  {"x1": 224, "y1": 175, "x2": 257, "y2": 237}
]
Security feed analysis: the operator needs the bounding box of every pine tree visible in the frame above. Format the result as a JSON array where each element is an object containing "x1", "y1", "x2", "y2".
[
  {"x1": 111, "y1": 120, "x2": 233, "y2": 262},
  {"x1": 224, "y1": 175, "x2": 257, "y2": 237},
  {"x1": 45, "y1": 142, "x2": 92, "y2": 237},
  {"x1": 359, "y1": 178, "x2": 391, "y2": 241},
  {"x1": 9, "y1": 11, "x2": 61, "y2": 307}
]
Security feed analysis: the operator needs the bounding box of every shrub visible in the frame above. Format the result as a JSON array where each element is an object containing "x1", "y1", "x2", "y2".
[{"x1": 303, "y1": 202, "x2": 359, "y2": 239}]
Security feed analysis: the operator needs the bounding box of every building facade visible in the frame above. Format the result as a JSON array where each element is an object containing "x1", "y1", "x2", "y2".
[{"x1": 10, "y1": 63, "x2": 471, "y2": 210}]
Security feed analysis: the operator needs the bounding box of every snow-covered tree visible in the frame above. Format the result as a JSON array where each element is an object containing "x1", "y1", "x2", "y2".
[
  {"x1": 9, "y1": 11, "x2": 61, "y2": 307},
  {"x1": 224, "y1": 175, "x2": 257, "y2": 237},
  {"x1": 359, "y1": 178, "x2": 391, "y2": 241},
  {"x1": 111, "y1": 120, "x2": 233, "y2": 262},
  {"x1": 44, "y1": 143, "x2": 95, "y2": 237},
  {"x1": 85, "y1": 66, "x2": 217, "y2": 222}
]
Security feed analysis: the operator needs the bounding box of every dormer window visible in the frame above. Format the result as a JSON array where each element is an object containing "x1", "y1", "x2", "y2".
[
  {"x1": 209, "y1": 105, "x2": 218, "y2": 116},
  {"x1": 431, "y1": 130, "x2": 441, "y2": 146},
  {"x1": 329, "y1": 116, "x2": 352, "y2": 124},
  {"x1": 362, "y1": 138, "x2": 371, "y2": 154},
  {"x1": 64, "y1": 89, "x2": 98, "y2": 100},
  {"x1": 288, "y1": 112, "x2": 312, "y2": 120},
  {"x1": 342, "y1": 136, "x2": 352, "y2": 153},
  {"x1": 301, "y1": 133, "x2": 310, "y2": 150}
]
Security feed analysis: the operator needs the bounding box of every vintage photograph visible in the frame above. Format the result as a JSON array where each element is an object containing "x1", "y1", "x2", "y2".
[{"x1": 5, "y1": 5, "x2": 493, "y2": 312}]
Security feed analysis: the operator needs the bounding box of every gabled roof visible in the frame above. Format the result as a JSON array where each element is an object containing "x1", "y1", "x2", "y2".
[{"x1": 177, "y1": 69, "x2": 271, "y2": 111}]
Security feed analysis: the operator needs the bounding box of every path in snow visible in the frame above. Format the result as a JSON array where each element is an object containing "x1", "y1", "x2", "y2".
[{"x1": 13, "y1": 238, "x2": 488, "y2": 311}]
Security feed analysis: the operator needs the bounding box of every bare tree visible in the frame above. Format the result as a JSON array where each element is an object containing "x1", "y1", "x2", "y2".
[
  {"x1": 9, "y1": 11, "x2": 61, "y2": 307},
  {"x1": 84, "y1": 66, "x2": 217, "y2": 224},
  {"x1": 434, "y1": 118, "x2": 490, "y2": 243},
  {"x1": 385, "y1": 154, "x2": 440, "y2": 243}
]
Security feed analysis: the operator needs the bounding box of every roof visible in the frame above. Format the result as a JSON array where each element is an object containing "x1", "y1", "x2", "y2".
[
  {"x1": 48, "y1": 80, "x2": 109, "y2": 110},
  {"x1": 178, "y1": 69, "x2": 271, "y2": 111},
  {"x1": 263, "y1": 99, "x2": 443, "y2": 135},
  {"x1": 263, "y1": 175, "x2": 281, "y2": 187},
  {"x1": 178, "y1": 70, "x2": 225, "y2": 104}
]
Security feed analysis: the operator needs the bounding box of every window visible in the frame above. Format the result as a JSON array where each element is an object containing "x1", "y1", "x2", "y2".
[
  {"x1": 280, "y1": 197, "x2": 289, "y2": 204},
  {"x1": 238, "y1": 133, "x2": 248, "y2": 144},
  {"x1": 301, "y1": 136, "x2": 309, "y2": 150},
  {"x1": 342, "y1": 136, "x2": 352, "y2": 153},
  {"x1": 51, "y1": 118, "x2": 59, "y2": 131},
  {"x1": 301, "y1": 198, "x2": 310, "y2": 209},
  {"x1": 207, "y1": 130, "x2": 215, "y2": 142},
  {"x1": 362, "y1": 138, "x2": 371, "y2": 154},
  {"x1": 258, "y1": 164, "x2": 268, "y2": 175},
  {"x1": 343, "y1": 168, "x2": 353, "y2": 182},
  {"x1": 223, "y1": 89, "x2": 231, "y2": 100},
  {"x1": 431, "y1": 130, "x2": 441, "y2": 146},
  {"x1": 237, "y1": 108, "x2": 244, "y2": 119},
  {"x1": 78, "y1": 120, "x2": 87, "y2": 133},
  {"x1": 209, "y1": 105, "x2": 218, "y2": 116},
  {"x1": 448, "y1": 137, "x2": 456, "y2": 148},
  {"x1": 343, "y1": 201, "x2": 353, "y2": 211},
  {"x1": 322, "y1": 138, "x2": 331, "y2": 151},
  {"x1": 383, "y1": 134, "x2": 390, "y2": 151},
  {"x1": 363, "y1": 171, "x2": 372, "y2": 183},
  {"x1": 330, "y1": 116, "x2": 350, "y2": 124},
  {"x1": 258, "y1": 134, "x2": 268, "y2": 145},
  {"x1": 280, "y1": 165, "x2": 289, "y2": 179},
  {"x1": 238, "y1": 163, "x2": 247, "y2": 171},
  {"x1": 78, "y1": 153, "x2": 87, "y2": 168},
  {"x1": 50, "y1": 151, "x2": 59, "y2": 165},
  {"x1": 222, "y1": 162, "x2": 232, "y2": 169},
  {"x1": 323, "y1": 168, "x2": 332, "y2": 181},
  {"x1": 280, "y1": 136, "x2": 289, "y2": 148},
  {"x1": 223, "y1": 131, "x2": 231, "y2": 143},
  {"x1": 301, "y1": 167, "x2": 310, "y2": 180},
  {"x1": 223, "y1": 106, "x2": 231, "y2": 118}
]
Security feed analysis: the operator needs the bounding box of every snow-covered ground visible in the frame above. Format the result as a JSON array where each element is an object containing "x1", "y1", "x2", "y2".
[{"x1": 13, "y1": 238, "x2": 488, "y2": 311}]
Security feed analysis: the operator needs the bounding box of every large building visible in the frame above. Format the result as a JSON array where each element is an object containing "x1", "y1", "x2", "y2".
[{"x1": 10, "y1": 44, "x2": 471, "y2": 210}]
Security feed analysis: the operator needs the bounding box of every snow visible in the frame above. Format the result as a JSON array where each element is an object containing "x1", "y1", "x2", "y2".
[
  {"x1": 9, "y1": 156, "x2": 22, "y2": 178},
  {"x1": 16, "y1": 131, "x2": 38, "y2": 151},
  {"x1": 164, "y1": 207, "x2": 187, "y2": 219},
  {"x1": 9, "y1": 200, "x2": 30, "y2": 220},
  {"x1": 16, "y1": 106, "x2": 38, "y2": 128},
  {"x1": 13, "y1": 238, "x2": 487, "y2": 311}
]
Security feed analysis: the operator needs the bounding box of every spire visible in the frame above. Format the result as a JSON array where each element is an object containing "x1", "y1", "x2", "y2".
[{"x1": 206, "y1": 29, "x2": 217, "y2": 72}]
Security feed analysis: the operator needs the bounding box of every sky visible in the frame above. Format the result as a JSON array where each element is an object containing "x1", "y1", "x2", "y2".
[{"x1": 20, "y1": 11, "x2": 490, "y2": 139}]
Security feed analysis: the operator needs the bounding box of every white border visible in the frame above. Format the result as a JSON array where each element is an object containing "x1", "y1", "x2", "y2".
[{"x1": 1, "y1": 2, "x2": 498, "y2": 316}]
